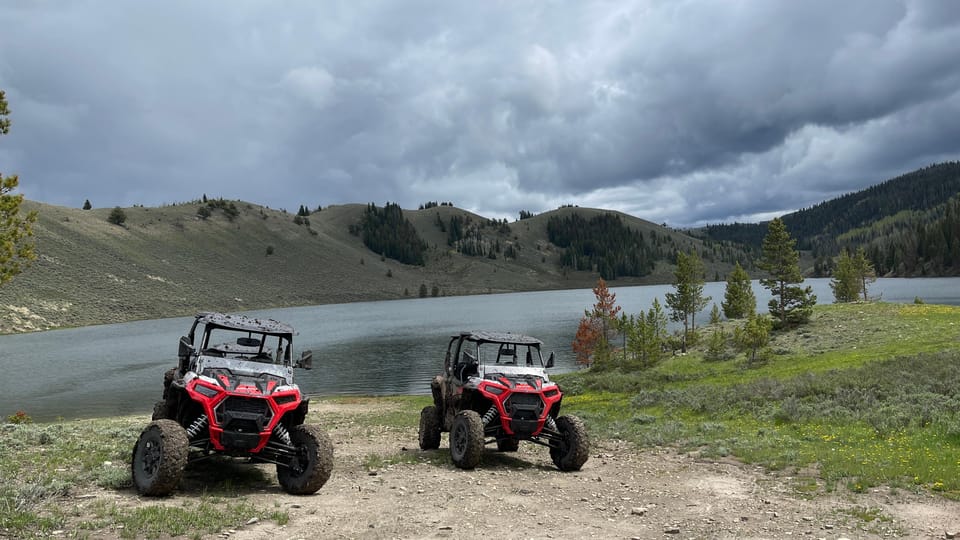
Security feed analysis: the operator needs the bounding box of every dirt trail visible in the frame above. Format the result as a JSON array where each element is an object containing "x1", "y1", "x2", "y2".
[
  {"x1": 76, "y1": 401, "x2": 960, "y2": 539},
  {"x1": 229, "y1": 401, "x2": 960, "y2": 540}
]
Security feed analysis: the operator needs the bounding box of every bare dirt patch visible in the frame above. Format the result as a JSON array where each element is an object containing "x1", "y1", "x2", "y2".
[{"x1": 56, "y1": 400, "x2": 960, "y2": 539}]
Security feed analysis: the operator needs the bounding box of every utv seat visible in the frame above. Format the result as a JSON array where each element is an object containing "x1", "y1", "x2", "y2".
[{"x1": 458, "y1": 352, "x2": 478, "y2": 381}]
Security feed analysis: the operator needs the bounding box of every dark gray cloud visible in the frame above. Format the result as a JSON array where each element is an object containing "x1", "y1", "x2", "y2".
[{"x1": 1, "y1": 0, "x2": 959, "y2": 227}]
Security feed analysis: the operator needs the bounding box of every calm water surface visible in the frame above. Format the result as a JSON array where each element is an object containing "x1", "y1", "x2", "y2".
[{"x1": 1, "y1": 277, "x2": 958, "y2": 421}]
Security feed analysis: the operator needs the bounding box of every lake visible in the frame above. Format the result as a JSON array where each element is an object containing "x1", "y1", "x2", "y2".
[{"x1": 1, "y1": 277, "x2": 958, "y2": 421}]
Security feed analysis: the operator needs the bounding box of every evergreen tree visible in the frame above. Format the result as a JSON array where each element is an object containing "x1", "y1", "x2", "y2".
[
  {"x1": 853, "y1": 246, "x2": 876, "y2": 301},
  {"x1": 107, "y1": 206, "x2": 127, "y2": 226},
  {"x1": 704, "y1": 327, "x2": 730, "y2": 362},
  {"x1": 830, "y1": 249, "x2": 860, "y2": 302},
  {"x1": 0, "y1": 90, "x2": 37, "y2": 286},
  {"x1": 734, "y1": 314, "x2": 772, "y2": 366},
  {"x1": 757, "y1": 218, "x2": 815, "y2": 328},
  {"x1": 665, "y1": 251, "x2": 710, "y2": 352},
  {"x1": 721, "y1": 262, "x2": 756, "y2": 319},
  {"x1": 82, "y1": 199, "x2": 92, "y2": 210},
  {"x1": 709, "y1": 304, "x2": 721, "y2": 325}
]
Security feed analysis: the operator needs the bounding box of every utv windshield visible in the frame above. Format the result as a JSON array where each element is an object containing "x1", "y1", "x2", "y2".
[{"x1": 201, "y1": 328, "x2": 291, "y2": 365}]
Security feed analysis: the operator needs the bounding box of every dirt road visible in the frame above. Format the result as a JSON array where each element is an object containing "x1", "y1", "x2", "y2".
[
  {"x1": 219, "y1": 401, "x2": 960, "y2": 540},
  {"x1": 58, "y1": 400, "x2": 960, "y2": 539}
]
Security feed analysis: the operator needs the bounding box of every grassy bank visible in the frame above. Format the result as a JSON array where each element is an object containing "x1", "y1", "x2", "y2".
[{"x1": 555, "y1": 302, "x2": 960, "y2": 498}]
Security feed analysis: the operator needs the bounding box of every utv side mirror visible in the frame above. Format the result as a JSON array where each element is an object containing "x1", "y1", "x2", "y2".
[
  {"x1": 545, "y1": 352, "x2": 555, "y2": 369},
  {"x1": 178, "y1": 336, "x2": 192, "y2": 358},
  {"x1": 296, "y1": 350, "x2": 313, "y2": 370}
]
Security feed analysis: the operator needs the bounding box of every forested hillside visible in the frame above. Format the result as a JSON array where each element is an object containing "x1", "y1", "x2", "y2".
[{"x1": 700, "y1": 162, "x2": 960, "y2": 276}]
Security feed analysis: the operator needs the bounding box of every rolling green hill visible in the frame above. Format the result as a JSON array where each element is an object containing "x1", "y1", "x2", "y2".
[{"x1": 0, "y1": 200, "x2": 742, "y2": 333}]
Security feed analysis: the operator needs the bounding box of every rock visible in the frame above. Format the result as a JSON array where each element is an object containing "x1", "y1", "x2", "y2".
[
  {"x1": 945, "y1": 532, "x2": 956, "y2": 540},
  {"x1": 630, "y1": 507, "x2": 647, "y2": 516},
  {"x1": 664, "y1": 527, "x2": 680, "y2": 534},
  {"x1": 246, "y1": 517, "x2": 259, "y2": 526}
]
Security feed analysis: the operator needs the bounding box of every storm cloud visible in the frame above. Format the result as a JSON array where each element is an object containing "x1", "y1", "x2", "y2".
[{"x1": 1, "y1": 0, "x2": 959, "y2": 227}]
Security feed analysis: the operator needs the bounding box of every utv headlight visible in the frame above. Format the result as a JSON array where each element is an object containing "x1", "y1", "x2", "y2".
[
  {"x1": 483, "y1": 383, "x2": 506, "y2": 396},
  {"x1": 194, "y1": 382, "x2": 222, "y2": 398}
]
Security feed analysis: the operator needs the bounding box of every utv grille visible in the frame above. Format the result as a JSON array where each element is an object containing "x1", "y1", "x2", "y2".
[
  {"x1": 221, "y1": 396, "x2": 270, "y2": 416},
  {"x1": 215, "y1": 396, "x2": 272, "y2": 433},
  {"x1": 505, "y1": 392, "x2": 544, "y2": 421},
  {"x1": 505, "y1": 392, "x2": 545, "y2": 437}
]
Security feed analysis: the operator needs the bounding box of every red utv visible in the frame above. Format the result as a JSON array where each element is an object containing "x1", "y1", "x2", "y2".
[
  {"x1": 419, "y1": 331, "x2": 588, "y2": 471},
  {"x1": 131, "y1": 312, "x2": 332, "y2": 496}
]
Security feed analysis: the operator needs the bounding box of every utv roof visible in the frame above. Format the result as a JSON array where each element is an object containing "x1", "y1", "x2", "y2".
[
  {"x1": 456, "y1": 331, "x2": 543, "y2": 346},
  {"x1": 195, "y1": 312, "x2": 295, "y2": 336}
]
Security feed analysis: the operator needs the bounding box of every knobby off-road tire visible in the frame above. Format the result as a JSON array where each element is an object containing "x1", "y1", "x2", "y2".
[
  {"x1": 277, "y1": 424, "x2": 334, "y2": 495},
  {"x1": 131, "y1": 419, "x2": 189, "y2": 496},
  {"x1": 418, "y1": 406, "x2": 442, "y2": 450},
  {"x1": 450, "y1": 410, "x2": 484, "y2": 469},
  {"x1": 549, "y1": 415, "x2": 590, "y2": 472},
  {"x1": 496, "y1": 438, "x2": 519, "y2": 452},
  {"x1": 151, "y1": 400, "x2": 172, "y2": 421}
]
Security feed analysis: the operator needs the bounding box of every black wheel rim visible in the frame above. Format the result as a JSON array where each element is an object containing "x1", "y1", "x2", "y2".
[
  {"x1": 452, "y1": 423, "x2": 467, "y2": 457},
  {"x1": 138, "y1": 435, "x2": 161, "y2": 478}
]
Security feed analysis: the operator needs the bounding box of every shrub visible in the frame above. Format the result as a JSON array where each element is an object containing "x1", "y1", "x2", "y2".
[{"x1": 107, "y1": 207, "x2": 127, "y2": 226}]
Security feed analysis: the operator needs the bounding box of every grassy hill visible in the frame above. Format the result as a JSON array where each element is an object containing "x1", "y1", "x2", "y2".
[{"x1": 0, "y1": 200, "x2": 734, "y2": 333}]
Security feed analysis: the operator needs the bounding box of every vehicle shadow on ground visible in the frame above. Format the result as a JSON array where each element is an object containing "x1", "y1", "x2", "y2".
[
  {"x1": 176, "y1": 457, "x2": 278, "y2": 494},
  {"x1": 418, "y1": 448, "x2": 559, "y2": 473}
]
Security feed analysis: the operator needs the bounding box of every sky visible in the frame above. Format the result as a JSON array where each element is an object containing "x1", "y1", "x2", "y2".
[{"x1": 2, "y1": 1, "x2": 960, "y2": 228}]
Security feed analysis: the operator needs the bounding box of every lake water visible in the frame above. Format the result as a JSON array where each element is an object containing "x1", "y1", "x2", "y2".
[{"x1": 1, "y1": 277, "x2": 958, "y2": 421}]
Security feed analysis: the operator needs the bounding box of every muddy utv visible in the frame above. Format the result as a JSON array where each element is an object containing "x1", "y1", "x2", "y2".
[
  {"x1": 131, "y1": 312, "x2": 332, "y2": 496},
  {"x1": 419, "y1": 331, "x2": 589, "y2": 471}
]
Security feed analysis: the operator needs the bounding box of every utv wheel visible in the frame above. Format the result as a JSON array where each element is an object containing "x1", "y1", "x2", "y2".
[
  {"x1": 496, "y1": 438, "x2": 519, "y2": 452},
  {"x1": 450, "y1": 410, "x2": 484, "y2": 469},
  {"x1": 549, "y1": 415, "x2": 590, "y2": 472},
  {"x1": 152, "y1": 400, "x2": 172, "y2": 421},
  {"x1": 418, "y1": 406, "x2": 442, "y2": 450},
  {"x1": 277, "y1": 424, "x2": 333, "y2": 495},
  {"x1": 131, "y1": 419, "x2": 189, "y2": 496}
]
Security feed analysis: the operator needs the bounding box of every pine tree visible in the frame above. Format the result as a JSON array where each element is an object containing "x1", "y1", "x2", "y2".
[
  {"x1": 644, "y1": 298, "x2": 668, "y2": 365},
  {"x1": 734, "y1": 314, "x2": 772, "y2": 366},
  {"x1": 830, "y1": 249, "x2": 860, "y2": 302},
  {"x1": 757, "y1": 218, "x2": 815, "y2": 328},
  {"x1": 721, "y1": 262, "x2": 756, "y2": 319},
  {"x1": 853, "y1": 246, "x2": 877, "y2": 301},
  {"x1": 82, "y1": 199, "x2": 92, "y2": 210},
  {"x1": 0, "y1": 89, "x2": 38, "y2": 286},
  {"x1": 107, "y1": 206, "x2": 127, "y2": 226},
  {"x1": 665, "y1": 251, "x2": 710, "y2": 351},
  {"x1": 709, "y1": 304, "x2": 721, "y2": 324}
]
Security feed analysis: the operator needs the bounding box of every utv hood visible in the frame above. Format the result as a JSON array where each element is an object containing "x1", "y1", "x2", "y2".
[{"x1": 191, "y1": 356, "x2": 295, "y2": 394}]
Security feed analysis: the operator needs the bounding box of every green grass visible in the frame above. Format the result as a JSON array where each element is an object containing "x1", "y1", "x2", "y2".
[
  {"x1": 0, "y1": 417, "x2": 286, "y2": 538},
  {"x1": 557, "y1": 302, "x2": 960, "y2": 498}
]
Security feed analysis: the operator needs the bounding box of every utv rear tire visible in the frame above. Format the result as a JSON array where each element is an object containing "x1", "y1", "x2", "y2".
[
  {"x1": 549, "y1": 415, "x2": 589, "y2": 472},
  {"x1": 277, "y1": 424, "x2": 333, "y2": 495},
  {"x1": 418, "y1": 406, "x2": 442, "y2": 450},
  {"x1": 450, "y1": 410, "x2": 484, "y2": 469},
  {"x1": 131, "y1": 419, "x2": 189, "y2": 496},
  {"x1": 496, "y1": 438, "x2": 519, "y2": 452}
]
